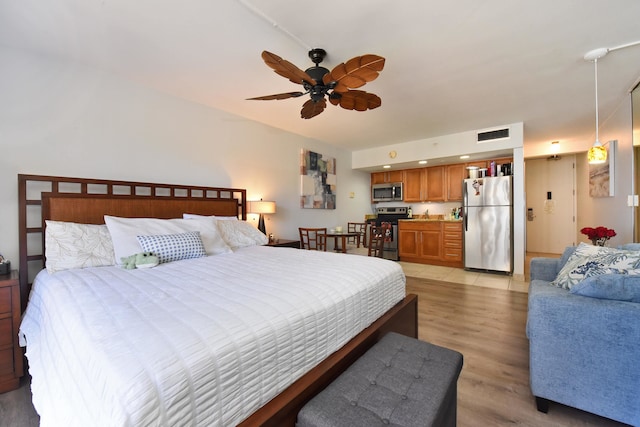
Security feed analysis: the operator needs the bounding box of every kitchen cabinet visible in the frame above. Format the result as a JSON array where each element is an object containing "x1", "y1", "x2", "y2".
[
  {"x1": 398, "y1": 221, "x2": 441, "y2": 262},
  {"x1": 425, "y1": 166, "x2": 445, "y2": 202},
  {"x1": 371, "y1": 170, "x2": 403, "y2": 185},
  {"x1": 402, "y1": 169, "x2": 423, "y2": 202},
  {"x1": 403, "y1": 166, "x2": 445, "y2": 202},
  {"x1": 398, "y1": 220, "x2": 463, "y2": 267},
  {"x1": 442, "y1": 222, "x2": 463, "y2": 263},
  {"x1": 446, "y1": 164, "x2": 465, "y2": 201}
]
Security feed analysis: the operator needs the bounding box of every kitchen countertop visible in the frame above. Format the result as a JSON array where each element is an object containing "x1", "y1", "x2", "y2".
[{"x1": 399, "y1": 218, "x2": 462, "y2": 222}]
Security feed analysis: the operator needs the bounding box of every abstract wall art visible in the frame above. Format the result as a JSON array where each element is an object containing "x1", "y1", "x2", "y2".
[
  {"x1": 589, "y1": 139, "x2": 616, "y2": 197},
  {"x1": 300, "y1": 149, "x2": 336, "y2": 209}
]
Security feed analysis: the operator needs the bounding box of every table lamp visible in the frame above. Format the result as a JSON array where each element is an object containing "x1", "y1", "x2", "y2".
[{"x1": 248, "y1": 200, "x2": 276, "y2": 235}]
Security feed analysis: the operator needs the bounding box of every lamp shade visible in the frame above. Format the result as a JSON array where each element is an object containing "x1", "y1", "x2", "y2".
[
  {"x1": 587, "y1": 142, "x2": 607, "y2": 164},
  {"x1": 248, "y1": 200, "x2": 276, "y2": 214}
]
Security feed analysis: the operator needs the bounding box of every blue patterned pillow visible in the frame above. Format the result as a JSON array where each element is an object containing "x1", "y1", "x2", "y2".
[
  {"x1": 551, "y1": 243, "x2": 640, "y2": 289},
  {"x1": 137, "y1": 231, "x2": 206, "y2": 264}
]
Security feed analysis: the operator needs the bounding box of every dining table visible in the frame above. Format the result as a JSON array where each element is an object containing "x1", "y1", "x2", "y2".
[{"x1": 326, "y1": 231, "x2": 361, "y2": 253}]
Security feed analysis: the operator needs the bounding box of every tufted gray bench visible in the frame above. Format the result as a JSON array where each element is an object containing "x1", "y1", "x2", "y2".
[{"x1": 297, "y1": 332, "x2": 463, "y2": 427}]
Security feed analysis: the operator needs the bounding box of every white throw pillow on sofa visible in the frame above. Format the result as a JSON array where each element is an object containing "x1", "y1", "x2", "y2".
[{"x1": 551, "y1": 243, "x2": 640, "y2": 290}]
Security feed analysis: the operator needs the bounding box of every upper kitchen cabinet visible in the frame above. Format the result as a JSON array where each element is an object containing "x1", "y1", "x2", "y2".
[
  {"x1": 446, "y1": 164, "x2": 465, "y2": 201},
  {"x1": 425, "y1": 166, "x2": 445, "y2": 202},
  {"x1": 403, "y1": 168, "x2": 423, "y2": 202},
  {"x1": 403, "y1": 166, "x2": 445, "y2": 202},
  {"x1": 371, "y1": 170, "x2": 404, "y2": 185}
]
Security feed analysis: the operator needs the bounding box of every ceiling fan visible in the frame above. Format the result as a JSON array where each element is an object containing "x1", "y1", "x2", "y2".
[{"x1": 247, "y1": 48, "x2": 385, "y2": 119}]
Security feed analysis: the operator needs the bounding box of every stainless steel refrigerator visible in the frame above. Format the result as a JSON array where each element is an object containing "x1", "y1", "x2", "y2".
[{"x1": 463, "y1": 176, "x2": 513, "y2": 273}]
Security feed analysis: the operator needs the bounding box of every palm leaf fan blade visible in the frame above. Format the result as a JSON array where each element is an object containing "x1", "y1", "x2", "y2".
[
  {"x1": 323, "y1": 54, "x2": 385, "y2": 92},
  {"x1": 261, "y1": 51, "x2": 315, "y2": 86},
  {"x1": 246, "y1": 91, "x2": 305, "y2": 101},
  {"x1": 337, "y1": 91, "x2": 381, "y2": 111},
  {"x1": 301, "y1": 99, "x2": 327, "y2": 119}
]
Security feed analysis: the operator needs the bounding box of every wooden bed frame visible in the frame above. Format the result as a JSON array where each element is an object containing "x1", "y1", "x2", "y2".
[{"x1": 17, "y1": 174, "x2": 418, "y2": 427}]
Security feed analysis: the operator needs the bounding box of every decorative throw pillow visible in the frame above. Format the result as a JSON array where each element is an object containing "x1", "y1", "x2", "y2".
[
  {"x1": 45, "y1": 220, "x2": 116, "y2": 273},
  {"x1": 551, "y1": 243, "x2": 640, "y2": 290},
  {"x1": 570, "y1": 274, "x2": 640, "y2": 302},
  {"x1": 137, "y1": 232, "x2": 206, "y2": 264},
  {"x1": 104, "y1": 215, "x2": 231, "y2": 262},
  {"x1": 216, "y1": 220, "x2": 268, "y2": 250}
]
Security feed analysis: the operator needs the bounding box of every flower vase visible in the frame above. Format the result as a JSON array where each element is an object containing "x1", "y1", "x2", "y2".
[{"x1": 591, "y1": 238, "x2": 608, "y2": 247}]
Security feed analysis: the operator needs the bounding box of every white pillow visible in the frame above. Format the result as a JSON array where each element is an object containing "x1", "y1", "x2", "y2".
[
  {"x1": 551, "y1": 242, "x2": 640, "y2": 289},
  {"x1": 45, "y1": 220, "x2": 116, "y2": 273},
  {"x1": 137, "y1": 231, "x2": 207, "y2": 264},
  {"x1": 216, "y1": 220, "x2": 268, "y2": 250},
  {"x1": 104, "y1": 215, "x2": 231, "y2": 262}
]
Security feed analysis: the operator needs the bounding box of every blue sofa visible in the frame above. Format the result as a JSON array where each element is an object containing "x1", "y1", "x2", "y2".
[{"x1": 527, "y1": 246, "x2": 640, "y2": 426}]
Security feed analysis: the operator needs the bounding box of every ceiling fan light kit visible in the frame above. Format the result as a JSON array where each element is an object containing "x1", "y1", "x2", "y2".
[{"x1": 247, "y1": 48, "x2": 385, "y2": 119}]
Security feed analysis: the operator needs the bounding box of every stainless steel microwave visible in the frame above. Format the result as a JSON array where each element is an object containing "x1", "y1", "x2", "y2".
[{"x1": 372, "y1": 182, "x2": 403, "y2": 202}]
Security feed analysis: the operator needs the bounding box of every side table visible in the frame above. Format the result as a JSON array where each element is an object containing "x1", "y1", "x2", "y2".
[
  {"x1": 265, "y1": 239, "x2": 300, "y2": 249},
  {"x1": 0, "y1": 270, "x2": 22, "y2": 393}
]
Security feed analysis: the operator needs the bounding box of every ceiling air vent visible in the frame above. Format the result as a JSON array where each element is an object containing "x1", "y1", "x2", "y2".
[{"x1": 477, "y1": 128, "x2": 509, "y2": 143}]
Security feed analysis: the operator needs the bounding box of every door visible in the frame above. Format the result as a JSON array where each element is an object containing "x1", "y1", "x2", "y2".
[
  {"x1": 464, "y1": 177, "x2": 512, "y2": 207},
  {"x1": 446, "y1": 164, "x2": 465, "y2": 201},
  {"x1": 525, "y1": 155, "x2": 576, "y2": 254},
  {"x1": 403, "y1": 169, "x2": 424, "y2": 202},
  {"x1": 464, "y1": 205, "x2": 512, "y2": 272}
]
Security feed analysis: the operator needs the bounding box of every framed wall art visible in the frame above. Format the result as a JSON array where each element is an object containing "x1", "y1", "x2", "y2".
[
  {"x1": 589, "y1": 139, "x2": 616, "y2": 197},
  {"x1": 300, "y1": 149, "x2": 336, "y2": 209}
]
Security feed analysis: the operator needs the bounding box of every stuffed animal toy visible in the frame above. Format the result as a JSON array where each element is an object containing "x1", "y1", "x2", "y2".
[{"x1": 121, "y1": 252, "x2": 160, "y2": 269}]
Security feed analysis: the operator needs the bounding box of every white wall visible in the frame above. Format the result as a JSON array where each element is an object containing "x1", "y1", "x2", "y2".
[
  {"x1": 0, "y1": 47, "x2": 372, "y2": 263},
  {"x1": 526, "y1": 94, "x2": 635, "y2": 247},
  {"x1": 576, "y1": 98, "x2": 635, "y2": 246}
]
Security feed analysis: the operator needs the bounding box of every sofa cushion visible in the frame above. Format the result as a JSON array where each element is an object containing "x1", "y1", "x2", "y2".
[
  {"x1": 618, "y1": 243, "x2": 640, "y2": 251},
  {"x1": 551, "y1": 243, "x2": 640, "y2": 290},
  {"x1": 570, "y1": 274, "x2": 640, "y2": 302}
]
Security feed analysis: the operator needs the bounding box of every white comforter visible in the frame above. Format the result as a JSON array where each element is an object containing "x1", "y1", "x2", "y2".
[{"x1": 19, "y1": 246, "x2": 405, "y2": 427}]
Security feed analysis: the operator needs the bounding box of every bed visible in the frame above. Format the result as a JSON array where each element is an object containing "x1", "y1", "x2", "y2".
[{"x1": 17, "y1": 174, "x2": 418, "y2": 426}]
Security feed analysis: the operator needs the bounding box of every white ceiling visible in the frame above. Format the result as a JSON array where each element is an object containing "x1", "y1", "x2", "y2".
[{"x1": 2, "y1": 0, "x2": 640, "y2": 153}]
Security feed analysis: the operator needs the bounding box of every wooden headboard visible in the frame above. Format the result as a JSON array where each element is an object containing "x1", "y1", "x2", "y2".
[{"x1": 18, "y1": 174, "x2": 246, "y2": 311}]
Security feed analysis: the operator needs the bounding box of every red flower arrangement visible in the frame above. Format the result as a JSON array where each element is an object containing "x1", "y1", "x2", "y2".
[{"x1": 580, "y1": 226, "x2": 616, "y2": 246}]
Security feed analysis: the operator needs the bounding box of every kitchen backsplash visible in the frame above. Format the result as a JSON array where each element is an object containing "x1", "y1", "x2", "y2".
[{"x1": 371, "y1": 201, "x2": 462, "y2": 217}]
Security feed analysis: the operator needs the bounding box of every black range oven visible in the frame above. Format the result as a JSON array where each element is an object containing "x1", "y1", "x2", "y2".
[{"x1": 369, "y1": 206, "x2": 409, "y2": 261}]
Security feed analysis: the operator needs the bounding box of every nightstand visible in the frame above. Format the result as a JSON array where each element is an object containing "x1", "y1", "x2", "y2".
[
  {"x1": 0, "y1": 270, "x2": 22, "y2": 393},
  {"x1": 265, "y1": 239, "x2": 300, "y2": 249}
]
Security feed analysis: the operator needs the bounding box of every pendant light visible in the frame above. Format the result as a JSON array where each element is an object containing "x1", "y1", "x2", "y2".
[
  {"x1": 585, "y1": 50, "x2": 607, "y2": 164},
  {"x1": 584, "y1": 40, "x2": 640, "y2": 164}
]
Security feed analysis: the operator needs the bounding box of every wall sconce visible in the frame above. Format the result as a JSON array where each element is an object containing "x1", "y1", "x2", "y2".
[{"x1": 247, "y1": 200, "x2": 276, "y2": 235}]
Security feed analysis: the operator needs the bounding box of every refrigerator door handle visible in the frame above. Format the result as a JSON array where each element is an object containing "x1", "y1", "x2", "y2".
[
  {"x1": 463, "y1": 182, "x2": 468, "y2": 231},
  {"x1": 464, "y1": 207, "x2": 468, "y2": 231}
]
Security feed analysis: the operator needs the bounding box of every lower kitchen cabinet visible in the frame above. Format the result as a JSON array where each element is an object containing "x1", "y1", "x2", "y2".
[
  {"x1": 398, "y1": 220, "x2": 463, "y2": 267},
  {"x1": 442, "y1": 222, "x2": 463, "y2": 263}
]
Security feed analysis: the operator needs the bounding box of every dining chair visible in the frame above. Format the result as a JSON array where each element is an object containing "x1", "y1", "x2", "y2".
[
  {"x1": 347, "y1": 222, "x2": 367, "y2": 247},
  {"x1": 299, "y1": 227, "x2": 328, "y2": 251},
  {"x1": 368, "y1": 224, "x2": 386, "y2": 258}
]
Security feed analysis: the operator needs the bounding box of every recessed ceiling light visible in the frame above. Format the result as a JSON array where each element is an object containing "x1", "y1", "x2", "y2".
[
  {"x1": 460, "y1": 155, "x2": 470, "y2": 159},
  {"x1": 418, "y1": 160, "x2": 427, "y2": 165},
  {"x1": 383, "y1": 165, "x2": 391, "y2": 169}
]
